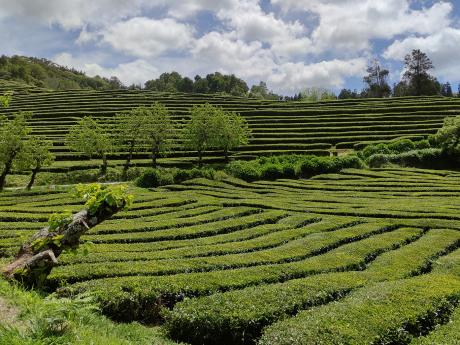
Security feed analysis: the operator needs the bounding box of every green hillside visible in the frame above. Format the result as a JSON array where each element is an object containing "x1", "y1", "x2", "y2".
[
  {"x1": 0, "y1": 56, "x2": 123, "y2": 91},
  {"x1": 0, "y1": 88, "x2": 458, "y2": 175},
  {"x1": 1, "y1": 168, "x2": 459, "y2": 344}
]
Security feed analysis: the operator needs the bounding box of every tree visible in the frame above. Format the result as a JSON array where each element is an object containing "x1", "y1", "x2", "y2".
[
  {"x1": 66, "y1": 117, "x2": 112, "y2": 176},
  {"x1": 441, "y1": 82, "x2": 453, "y2": 97},
  {"x1": 2, "y1": 184, "x2": 132, "y2": 287},
  {"x1": 433, "y1": 115, "x2": 460, "y2": 155},
  {"x1": 363, "y1": 60, "x2": 391, "y2": 98},
  {"x1": 0, "y1": 112, "x2": 32, "y2": 192},
  {"x1": 0, "y1": 92, "x2": 12, "y2": 108},
  {"x1": 214, "y1": 110, "x2": 251, "y2": 162},
  {"x1": 183, "y1": 103, "x2": 219, "y2": 166},
  {"x1": 402, "y1": 49, "x2": 440, "y2": 96},
  {"x1": 141, "y1": 102, "x2": 175, "y2": 168},
  {"x1": 114, "y1": 107, "x2": 150, "y2": 180},
  {"x1": 17, "y1": 136, "x2": 55, "y2": 190}
]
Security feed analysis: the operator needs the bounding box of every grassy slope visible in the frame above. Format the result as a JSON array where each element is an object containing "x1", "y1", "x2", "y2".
[{"x1": 0, "y1": 279, "x2": 179, "y2": 345}]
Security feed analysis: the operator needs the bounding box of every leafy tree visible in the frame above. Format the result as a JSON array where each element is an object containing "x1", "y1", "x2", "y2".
[
  {"x1": 363, "y1": 60, "x2": 391, "y2": 98},
  {"x1": 441, "y1": 82, "x2": 453, "y2": 97},
  {"x1": 141, "y1": 102, "x2": 175, "y2": 168},
  {"x1": 214, "y1": 110, "x2": 251, "y2": 162},
  {"x1": 17, "y1": 136, "x2": 55, "y2": 190},
  {"x1": 0, "y1": 112, "x2": 32, "y2": 191},
  {"x1": 65, "y1": 117, "x2": 112, "y2": 176},
  {"x1": 114, "y1": 107, "x2": 152, "y2": 179},
  {"x1": 433, "y1": 115, "x2": 460, "y2": 155},
  {"x1": 183, "y1": 103, "x2": 219, "y2": 166},
  {"x1": 402, "y1": 49, "x2": 440, "y2": 96}
]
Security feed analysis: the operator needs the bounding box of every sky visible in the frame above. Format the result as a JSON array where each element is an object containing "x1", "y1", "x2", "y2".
[{"x1": 1, "y1": 0, "x2": 460, "y2": 94}]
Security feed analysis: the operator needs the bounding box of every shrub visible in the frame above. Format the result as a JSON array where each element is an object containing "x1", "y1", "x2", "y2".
[
  {"x1": 260, "y1": 164, "x2": 284, "y2": 180},
  {"x1": 226, "y1": 161, "x2": 261, "y2": 181},
  {"x1": 135, "y1": 169, "x2": 161, "y2": 188},
  {"x1": 414, "y1": 139, "x2": 431, "y2": 150},
  {"x1": 360, "y1": 143, "x2": 390, "y2": 160},
  {"x1": 368, "y1": 154, "x2": 390, "y2": 168},
  {"x1": 388, "y1": 139, "x2": 416, "y2": 154}
]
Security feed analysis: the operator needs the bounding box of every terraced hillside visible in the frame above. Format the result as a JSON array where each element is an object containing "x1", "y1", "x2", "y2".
[
  {"x1": 1, "y1": 87, "x2": 459, "y2": 173},
  {"x1": 1, "y1": 168, "x2": 459, "y2": 344}
]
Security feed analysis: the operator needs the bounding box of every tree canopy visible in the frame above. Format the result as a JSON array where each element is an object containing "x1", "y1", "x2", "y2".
[
  {"x1": 66, "y1": 117, "x2": 112, "y2": 175},
  {"x1": 145, "y1": 72, "x2": 249, "y2": 97},
  {"x1": 140, "y1": 102, "x2": 175, "y2": 168}
]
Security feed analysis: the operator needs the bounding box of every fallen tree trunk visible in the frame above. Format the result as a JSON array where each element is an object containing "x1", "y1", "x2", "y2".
[{"x1": 2, "y1": 184, "x2": 130, "y2": 288}]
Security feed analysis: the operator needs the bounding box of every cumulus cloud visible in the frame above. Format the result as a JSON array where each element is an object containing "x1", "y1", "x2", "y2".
[
  {"x1": 100, "y1": 17, "x2": 194, "y2": 58},
  {"x1": 54, "y1": 53, "x2": 159, "y2": 85},
  {"x1": 272, "y1": 0, "x2": 452, "y2": 53},
  {"x1": 268, "y1": 59, "x2": 367, "y2": 93},
  {"x1": 0, "y1": 0, "x2": 152, "y2": 29}
]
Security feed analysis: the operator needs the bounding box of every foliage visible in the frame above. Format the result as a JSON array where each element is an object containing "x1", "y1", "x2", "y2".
[
  {"x1": 183, "y1": 103, "x2": 220, "y2": 163},
  {"x1": 213, "y1": 109, "x2": 251, "y2": 160},
  {"x1": 249, "y1": 82, "x2": 281, "y2": 100},
  {"x1": 48, "y1": 211, "x2": 73, "y2": 231},
  {"x1": 399, "y1": 49, "x2": 440, "y2": 96},
  {"x1": 0, "y1": 280, "x2": 177, "y2": 344},
  {"x1": 226, "y1": 154, "x2": 364, "y2": 181},
  {"x1": 0, "y1": 111, "x2": 32, "y2": 191},
  {"x1": 136, "y1": 167, "x2": 218, "y2": 188},
  {"x1": 432, "y1": 115, "x2": 460, "y2": 155},
  {"x1": 359, "y1": 138, "x2": 428, "y2": 162},
  {"x1": 0, "y1": 91, "x2": 12, "y2": 107},
  {"x1": 65, "y1": 117, "x2": 112, "y2": 158},
  {"x1": 140, "y1": 102, "x2": 175, "y2": 168},
  {"x1": 145, "y1": 71, "x2": 249, "y2": 96},
  {"x1": 73, "y1": 183, "x2": 133, "y2": 216}
]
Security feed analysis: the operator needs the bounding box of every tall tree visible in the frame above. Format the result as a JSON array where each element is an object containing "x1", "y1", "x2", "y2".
[
  {"x1": 402, "y1": 49, "x2": 440, "y2": 96},
  {"x1": 363, "y1": 60, "x2": 391, "y2": 98},
  {"x1": 183, "y1": 103, "x2": 219, "y2": 166},
  {"x1": 0, "y1": 112, "x2": 32, "y2": 191},
  {"x1": 17, "y1": 136, "x2": 55, "y2": 190},
  {"x1": 66, "y1": 117, "x2": 112, "y2": 176},
  {"x1": 213, "y1": 110, "x2": 251, "y2": 162},
  {"x1": 141, "y1": 102, "x2": 175, "y2": 168}
]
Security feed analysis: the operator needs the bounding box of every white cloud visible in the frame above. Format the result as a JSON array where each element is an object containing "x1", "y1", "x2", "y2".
[
  {"x1": 272, "y1": 0, "x2": 452, "y2": 53},
  {"x1": 100, "y1": 17, "x2": 194, "y2": 58},
  {"x1": 54, "y1": 53, "x2": 158, "y2": 85},
  {"x1": 268, "y1": 58, "x2": 367, "y2": 93},
  {"x1": 0, "y1": 0, "x2": 152, "y2": 29},
  {"x1": 384, "y1": 27, "x2": 460, "y2": 80}
]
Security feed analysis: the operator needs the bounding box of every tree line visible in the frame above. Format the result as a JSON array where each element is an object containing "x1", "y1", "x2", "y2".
[{"x1": 0, "y1": 96, "x2": 251, "y2": 191}]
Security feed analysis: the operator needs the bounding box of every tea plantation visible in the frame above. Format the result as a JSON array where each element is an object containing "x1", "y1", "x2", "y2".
[
  {"x1": 1, "y1": 83, "x2": 460, "y2": 174},
  {"x1": 1, "y1": 168, "x2": 459, "y2": 344}
]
